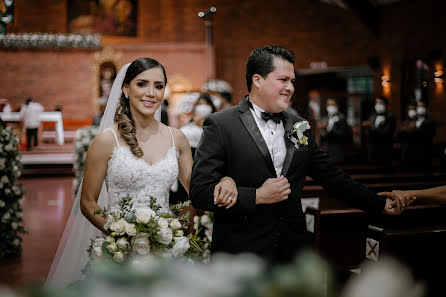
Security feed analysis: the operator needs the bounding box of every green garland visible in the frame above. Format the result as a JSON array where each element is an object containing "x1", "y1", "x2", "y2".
[{"x1": 0, "y1": 127, "x2": 26, "y2": 259}]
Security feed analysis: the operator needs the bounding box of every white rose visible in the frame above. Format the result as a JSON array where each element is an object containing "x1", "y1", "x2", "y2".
[
  {"x1": 193, "y1": 216, "x2": 200, "y2": 224},
  {"x1": 125, "y1": 223, "x2": 137, "y2": 236},
  {"x1": 12, "y1": 186, "x2": 20, "y2": 195},
  {"x1": 106, "y1": 242, "x2": 118, "y2": 254},
  {"x1": 110, "y1": 219, "x2": 126, "y2": 235},
  {"x1": 113, "y1": 251, "x2": 125, "y2": 262},
  {"x1": 1, "y1": 175, "x2": 8, "y2": 185},
  {"x1": 106, "y1": 235, "x2": 115, "y2": 243},
  {"x1": 116, "y1": 237, "x2": 129, "y2": 249},
  {"x1": 0, "y1": 200, "x2": 5, "y2": 207},
  {"x1": 13, "y1": 238, "x2": 20, "y2": 246},
  {"x1": 5, "y1": 188, "x2": 11, "y2": 195},
  {"x1": 18, "y1": 198, "x2": 24, "y2": 205},
  {"x1": 171, "y1": 236, "x2": 190, "y2": 257},
  {"x1": 3, "y1": 212, "x2": 10, "y2": 220},
  {"x1": 158, "y1": 217, "x2": 169, "y2": 229},
  {"x1": 93, "y1": 238, "x2": 105, "y2": 258},
  {"x1": 135, "y1": 207, "x2": 156, "y2": 224},
  {"x1": 0, "y1": 158, "x2": 5, "y2": 170},
  {"x1": 205, "y1": 228, "x2": 213, "y2": 242},
  {"x1": 174, "y1": 229, "x2": 184, "y2": 237},
  {"x1": 11, "y1": 222, "x2": 17, "y2": 230},
  {"x1": 170, "y1": 218, "x2": 182, "y2": 230},
  {"x1": 201, "y1": 215, "x2": 211, "y2": 226},
  {"x1": 133, "y1": 234, "x2": 150, "y2": 255},
  {"x1": 157, "y1": 228, "x2": 173, "y2": 245}
]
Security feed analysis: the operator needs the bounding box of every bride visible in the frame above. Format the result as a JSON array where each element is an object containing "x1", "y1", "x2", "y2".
[{"x1": 46, "y1": 58, "x2": 238, "y2": 288}]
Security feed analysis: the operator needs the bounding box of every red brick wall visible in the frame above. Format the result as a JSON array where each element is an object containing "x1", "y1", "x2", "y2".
[{"x1": 2, "y1": 0, "x2": 446, "y2": 142}]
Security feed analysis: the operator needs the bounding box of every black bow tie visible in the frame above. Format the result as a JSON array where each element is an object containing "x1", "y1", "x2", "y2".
[
  {"x1": 261, "y1": 111, "x2": 284, "y2": 123},
  {"x1": 247, "y1": 99, "x2": 284, "y2": 123}
]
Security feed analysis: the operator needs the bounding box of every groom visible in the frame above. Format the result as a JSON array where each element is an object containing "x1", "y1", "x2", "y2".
[{"x1": 190, "y1": 45, "x2": 408, "y2": 263}]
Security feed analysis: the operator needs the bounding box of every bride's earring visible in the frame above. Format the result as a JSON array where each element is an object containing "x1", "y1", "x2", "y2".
[{"x1": 124, "y1": 94, "x2": 129, "y2": 100}]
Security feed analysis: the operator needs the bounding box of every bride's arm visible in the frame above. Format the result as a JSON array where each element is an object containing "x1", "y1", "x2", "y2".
[
  {"x1": 173, "y1": 128, "x2": 238, "y2": 209},
  {"x1": 174, "y1": 128, "x2": 193, "y2": 194},
  {"x1": 80, "y1": 130, "x2": 116, "y2": 233}
]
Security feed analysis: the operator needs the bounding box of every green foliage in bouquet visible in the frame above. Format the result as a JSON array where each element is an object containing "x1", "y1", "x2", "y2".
[{"x1": 0, "y1": 127, "x2": 27, "y2": 259}]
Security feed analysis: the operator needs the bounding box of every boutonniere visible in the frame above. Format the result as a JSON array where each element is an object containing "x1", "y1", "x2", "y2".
[{"x1": 285, "y1": 120, "x2": 310, "y2": 149}]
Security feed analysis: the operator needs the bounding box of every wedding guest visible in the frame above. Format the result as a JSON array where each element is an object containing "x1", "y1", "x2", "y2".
[
  {"x1": 412, "y1": 100, "x2": 436, "y2": 162},
  {"x1": 397, "y1": 102, "x2": 417, "y2": 161},
  {"x1": 319, "y1": 98, "x2": 348, "y2": 164},
  {"x1": 180, "y1": 93, "x2": 215, "y2": 156},
  {"x1": 19, "y1": 97, "x2": 44, "y2": 150},
  {"x1": 362, "y1": 96, "x2": 395, "y2": 162}
]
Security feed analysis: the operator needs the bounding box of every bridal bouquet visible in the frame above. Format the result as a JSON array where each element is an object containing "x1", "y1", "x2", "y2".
[{"x1": 85, "y1": 197, "x2": 206, "y2": 270}]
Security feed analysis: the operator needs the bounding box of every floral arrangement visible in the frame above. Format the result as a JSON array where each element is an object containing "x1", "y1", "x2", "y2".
[
  {"x1": 0, "y1": 33, "x2": 101, "y2": 49},
  {"x1": 0, "y1": 127, "x2": 26, "y2": 259},
  {"x1": 73, "y1": 126, "x2": 99, "y2": 195},
  {"x1": 193, "y1": 211, "x2": 214, "y2": 261},
  {"x1": 285, "y1": 120, "x2": 311, "y2": 149},
  {"x1": 85, "y1": 197, "x2": 207, "y2": 271}
]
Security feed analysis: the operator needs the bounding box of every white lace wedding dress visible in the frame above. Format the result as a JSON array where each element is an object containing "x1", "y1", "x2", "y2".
[
  {"x1": 46, "y1": 126, "x2": 179, "y2": 289},
  {"x1": 105, "y1": 127, "x2": 179, "y2": 214}
]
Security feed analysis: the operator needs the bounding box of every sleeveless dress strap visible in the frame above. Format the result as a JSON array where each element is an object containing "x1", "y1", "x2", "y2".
[
  {"x1": 167, "y1": 126, "x2": 175, "y2": 148},
  {"x1": 105, "y1": 128, "x2": 120, "y2": 147}
]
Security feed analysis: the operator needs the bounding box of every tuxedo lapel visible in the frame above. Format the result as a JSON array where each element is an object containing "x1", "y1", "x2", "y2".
[
  {"x1": 281, "y1": 113, "x2": 295, "y2": 176},
  {"x1": 238, "y1": 99, "x2": 276, "y2": 176}
]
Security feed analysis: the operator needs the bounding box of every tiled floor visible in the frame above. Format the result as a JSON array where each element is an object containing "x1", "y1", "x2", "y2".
[{"x1": 0, "y1": 176, "x2": 74, "y2": 288}]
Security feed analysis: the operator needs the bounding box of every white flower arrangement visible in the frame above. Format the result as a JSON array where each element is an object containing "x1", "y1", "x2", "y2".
[
  {"x1": 0, "y1": 33, "x2": 101, "y2": 49},
  {"x1": 193, "y1": 212, "x2": 214, "y2": 262},
  {"x1": 285, "y1": 120, "x2": 311, "y2": 149},
  {"x1": 0, "y1": 128, "x2": 27, "y2": 259},
  {"x1": 84, "y1": 197, "x2": 207, "y2": 274},
  {"x1": 73, "y1": 126, "x2": 99, "y2": 195}
]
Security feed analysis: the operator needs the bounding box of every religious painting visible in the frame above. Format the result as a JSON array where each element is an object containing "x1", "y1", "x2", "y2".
[{"x1": 67, "y1": 0, "x2": 137, "y2": 36}]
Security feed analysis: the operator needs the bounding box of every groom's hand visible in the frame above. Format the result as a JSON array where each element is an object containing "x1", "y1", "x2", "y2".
[{"x1": 256, "y1": 176, "x2": 291, "y2": 205}]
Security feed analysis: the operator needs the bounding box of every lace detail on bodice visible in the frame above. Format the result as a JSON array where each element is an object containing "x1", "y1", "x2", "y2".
[{"x1": 105, "y1": 145, "x2": 179, "y2": 214}]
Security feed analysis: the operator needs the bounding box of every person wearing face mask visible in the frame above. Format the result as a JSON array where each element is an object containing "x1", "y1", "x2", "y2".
[
  {"x1": 362, "y1": 96, "x2": 395, "y2": 162},
  {"x1": 412, "y1": 100, "x2": 436, "y2": 162},
  {"x1": 319, "y1": 98, "x2": 348, "y2": 164},
  {"x1": 397, "y1": 102, "x2": 418, "y2": 162},
  {"x1": 171, "y1": 94, "x2": 216, "y2": 205}
]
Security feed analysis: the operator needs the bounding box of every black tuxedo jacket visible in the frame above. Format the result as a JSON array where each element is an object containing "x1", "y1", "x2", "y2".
[{"x1": 190, "y1": 97, "x2": 386, "y2": 263}]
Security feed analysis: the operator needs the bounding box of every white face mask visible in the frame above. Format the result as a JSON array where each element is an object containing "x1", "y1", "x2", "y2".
[
  {"x1": 416, "y1": 106, "x2": 426, "y2": 116},
  {"x1": 326, "y1": 105, "x2": 338, "y2": 115},
  {"x1": 195, "y1": 104, "x2": 213, "y2": 117},
  {"x1": 375, "y1": 103, "x2": 385, "y2": 114},
  {"x1": 408, "y1": 109, "x2": 417, "y2": 119}
]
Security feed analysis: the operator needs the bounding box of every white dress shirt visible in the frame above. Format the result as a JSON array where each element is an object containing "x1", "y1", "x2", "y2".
[
  {"x1": 19, "y1": 102, "x2": 44, "y2": 128},
  {"x1": 249, "y1": 101, "x2": 286, "y2": 177}
]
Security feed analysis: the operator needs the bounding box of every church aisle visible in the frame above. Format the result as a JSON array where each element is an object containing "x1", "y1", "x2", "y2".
[{"x1": 0, "y1": 176, "x2": 73, "y2": 288}]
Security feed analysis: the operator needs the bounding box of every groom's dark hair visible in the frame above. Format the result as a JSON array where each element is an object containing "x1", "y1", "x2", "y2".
[{"x1": 246, "y1": 45, "x2": 295, "y2": 92}]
